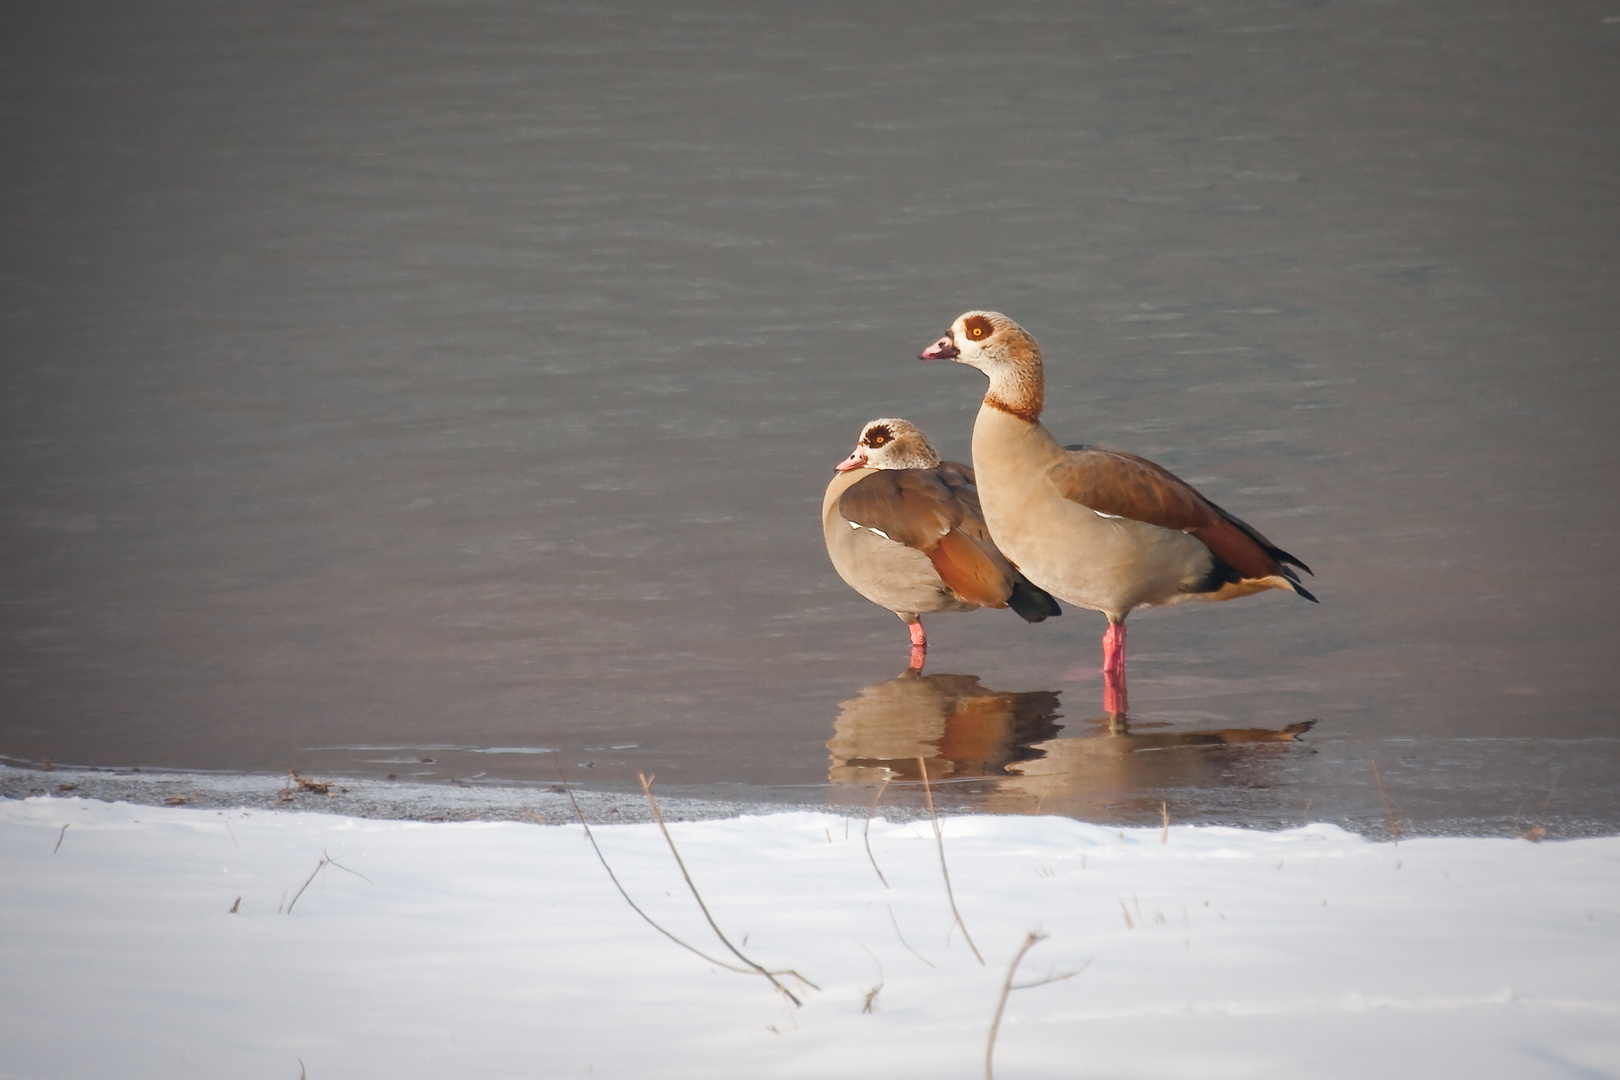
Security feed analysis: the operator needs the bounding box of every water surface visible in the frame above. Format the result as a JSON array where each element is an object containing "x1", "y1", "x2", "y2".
[{"x1": 3, "y1": 0, "x2": 1617, "y2": 833}]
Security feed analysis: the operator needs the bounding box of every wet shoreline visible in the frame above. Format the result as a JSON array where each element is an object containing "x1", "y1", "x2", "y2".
[{"x1": 5, "y1": 760, "x2": 1612, "y2": 842}]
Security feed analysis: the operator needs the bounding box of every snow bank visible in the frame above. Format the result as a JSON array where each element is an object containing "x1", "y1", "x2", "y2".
[{"x1": 2, "y1": 797, "x2": 1616, "y2": 1079}]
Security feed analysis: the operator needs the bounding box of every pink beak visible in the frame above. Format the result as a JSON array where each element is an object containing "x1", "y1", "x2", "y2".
[
  {"x1": 920, "y1": 334, "x2": 959, "y2": 361},
  {"x1": 834, "y1": 448, "x2": 867, "y2": 472}
]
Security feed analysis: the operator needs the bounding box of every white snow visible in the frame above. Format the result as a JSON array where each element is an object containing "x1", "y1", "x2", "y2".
[{"x1": 3, "y1": 796, "x2": 1617, "y2": 1079}]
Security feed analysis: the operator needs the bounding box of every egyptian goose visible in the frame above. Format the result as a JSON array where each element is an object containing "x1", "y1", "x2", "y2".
[
  {"x1": 823, "y1": 418, "x2": 1061, "y2": 668},
  {"x1": 919, "y1": 311, "x2": 1315, "y2": 712}
]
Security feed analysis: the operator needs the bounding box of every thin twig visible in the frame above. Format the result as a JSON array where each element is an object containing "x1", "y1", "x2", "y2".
[
  {"x1": 285, "y1": 850, "x2": 370, "y2": 914},
  {"x1": 856, "y1": 941, "x2": 885, "y2": 1014},
  {"x1": 52, "y1": 823, "x2": 69, "y2": 854},
  {"x1": 1160, "y1": 801, "x2": 1169, "y2": 844},
  {"x1": 640, "y1": 773, "x2": 819, "y2": 1005},
  {"x1": 1011, "y1": 959, "x2": 1087, "y2": 991},
  {"x1": 886, "y1": 903, "x2": 937, "y2": 968},
  {"x1": 917, "y1": 756, "x2": 983, "y2": 965},
  {"x1": 1369, "y1": 758, "x2": 1403, "y2": 844},
  {"x1": 864, "y1": 776, "x2": 893, "y2": 889},
  {"x1": 286, "y1": 858, "x2": 328, "y2": 914},
  {"x1": 544, "y1": 754, "x2": 759, "y2": 976},
  {"x1": 985, "y1": 932, "x2": 1086, "y2": 1079}
]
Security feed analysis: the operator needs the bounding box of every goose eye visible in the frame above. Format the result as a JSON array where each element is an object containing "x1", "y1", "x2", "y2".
[
  {"x1": 963, "y1": 315, "x2": 994, "y2": 341},
  {"x1": 864, "y1": 425, "x2": 892, "y2": 447}
]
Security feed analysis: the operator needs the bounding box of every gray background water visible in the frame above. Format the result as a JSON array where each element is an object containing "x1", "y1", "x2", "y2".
[{"x1": 3, "y1": 0, "x2": 1617, "y2": 833}]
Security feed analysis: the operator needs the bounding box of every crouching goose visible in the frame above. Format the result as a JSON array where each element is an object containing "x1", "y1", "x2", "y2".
[
  {"x1": 919, "y1": 312, "x2": 1315, "y2": 712},
  {"x1": 823, "y1": 418, "x2": 1061, "y2": 668}
]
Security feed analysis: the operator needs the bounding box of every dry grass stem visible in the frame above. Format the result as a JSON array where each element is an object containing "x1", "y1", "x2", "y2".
[
  {"x1": 886, "y1": 903, "x2": 937, "y2": 969},
  {"x1": 864, "y1": 776, "x2": 893, "y2": 888},
  {"x1": 1369, "y1": 758, "x2": 1403, "y2": 843},
  {"x1": 917, "y1": 756, "x2": 984, "y2": 966},
  {"x1": 544, "y1": 754, "x2": 760, "y2": 978},
  {"x1": 1119, "y1": 899, "x2": 1135, "y2": 929},
  {"x1": 285, "y1": 850, "x2": 370, "y2": 914},
  {"x1": 985, "y1": 932, "x2": 1086, "y2": 1080},
  {"x1": 985, "y1": 932, "x2": 1045, "y2": 1079},
  {"x1": 52, "y1": 823, "x2": 69, "y2": 854},
  {"x1": 857, "y1": 942, "x2": 885, "y2": 1013},
  {"x1": 1160, "y1": 801, "x2": 1169, "y2": 844},
  {"x1": 639, "y1": 772, "x2": 819, "y2": 1006}
]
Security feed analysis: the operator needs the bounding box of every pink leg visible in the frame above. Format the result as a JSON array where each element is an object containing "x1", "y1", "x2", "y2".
[
  {"x1": 1102, "y1": 621, "x2": 1128, "y2": 716},
  {"x1": 1101, "y1": 621, "x2": 1126, "y2": 675},
  {"x1": 908, "y1": 620, "x2": 927, "y2": 671}
]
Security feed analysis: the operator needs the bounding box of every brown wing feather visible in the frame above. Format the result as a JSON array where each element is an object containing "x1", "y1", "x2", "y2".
[
  {"x1": 1048, "y1": 446, "x2": 1309, "y2": 583},
  {"x1": 1048, "y1": 447, "x2": 1219, "y2": 531},
  {"x1": 840, "y1": 465, "x2": 1024, "y2": 607},
  {"x1": 837, "y1": 469, "x2": 968, "y2": 550}
]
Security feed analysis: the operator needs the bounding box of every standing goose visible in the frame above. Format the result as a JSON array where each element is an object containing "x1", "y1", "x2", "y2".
[
  {"x1": 919, "y1": 311, "x2": 1315, "y2": 712},
  {"x1": 823, "y1": 418, "x2": 1061, "y2": 668}
]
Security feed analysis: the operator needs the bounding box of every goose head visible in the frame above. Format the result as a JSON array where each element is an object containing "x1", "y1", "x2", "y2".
[{"x1": 834, "y1": 418, "x2": 942, "y2": 472}]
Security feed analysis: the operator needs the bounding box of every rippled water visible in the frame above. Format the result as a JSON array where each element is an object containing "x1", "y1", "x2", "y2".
[{"x1": 3, "y1": 0, "x2": 1617, "y2": 832}]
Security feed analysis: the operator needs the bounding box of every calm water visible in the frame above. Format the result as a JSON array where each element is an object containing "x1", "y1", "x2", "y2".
[{"x1": 3, "y1": 0, "x2": 1617, "y2": 833}]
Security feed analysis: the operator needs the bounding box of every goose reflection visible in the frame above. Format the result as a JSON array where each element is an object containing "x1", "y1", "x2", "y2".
[
  {"x1": 986, "y1": 713, "x2": 1315, "y2": 819},
  {"x1": 827, "y1": 669, "x2": 1061, "y2": 784},
  {"x1": 828, "y1": 669, "x2": 1313, "y2": 817}
]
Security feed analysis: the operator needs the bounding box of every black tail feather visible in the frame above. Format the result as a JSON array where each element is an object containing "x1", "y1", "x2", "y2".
[
  {"x1": 1008, "y1": 580, "x2": 1062, "y2": 623},
  {"x1": 1270, "y1": 545, "x2": 1313, "y2": 577},
  {"x1": 1276, "y1": 562, "x2": 1319, "y2": 603}
]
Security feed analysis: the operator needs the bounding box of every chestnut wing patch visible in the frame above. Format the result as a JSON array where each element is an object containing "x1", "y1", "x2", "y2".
[
  {"x1": 1048, "y1": 446, "x2": 1218, "y2": 531},
  {"x1": 1048, "y1": 446, "x2": 1312, "y2": 583},
  {"x1": 925, "y1": 530, "x2": 1013, "y2": 608},
  {"x1": 839, "y1": 465, "x2": 1021, "y2": 609}
]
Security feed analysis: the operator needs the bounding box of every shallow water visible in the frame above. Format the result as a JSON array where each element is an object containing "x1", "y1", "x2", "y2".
[{"x1": 2, "y1": 0, "x2": 1617, "y2": 833}]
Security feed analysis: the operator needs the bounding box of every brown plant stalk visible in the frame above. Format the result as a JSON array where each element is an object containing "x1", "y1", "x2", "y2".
[
  {"x1": 639, "y1": 773, "x2": 819, "y2": 1006},
  {"x1": 864, "y1": 776, "x2": 893, "y2": 888},
  {"x1": 544, "y1": 754, "x2": 763, "y2": 978},
  {"x1": 917, "y1": 756, "x2": 983, "y2": 965}
]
